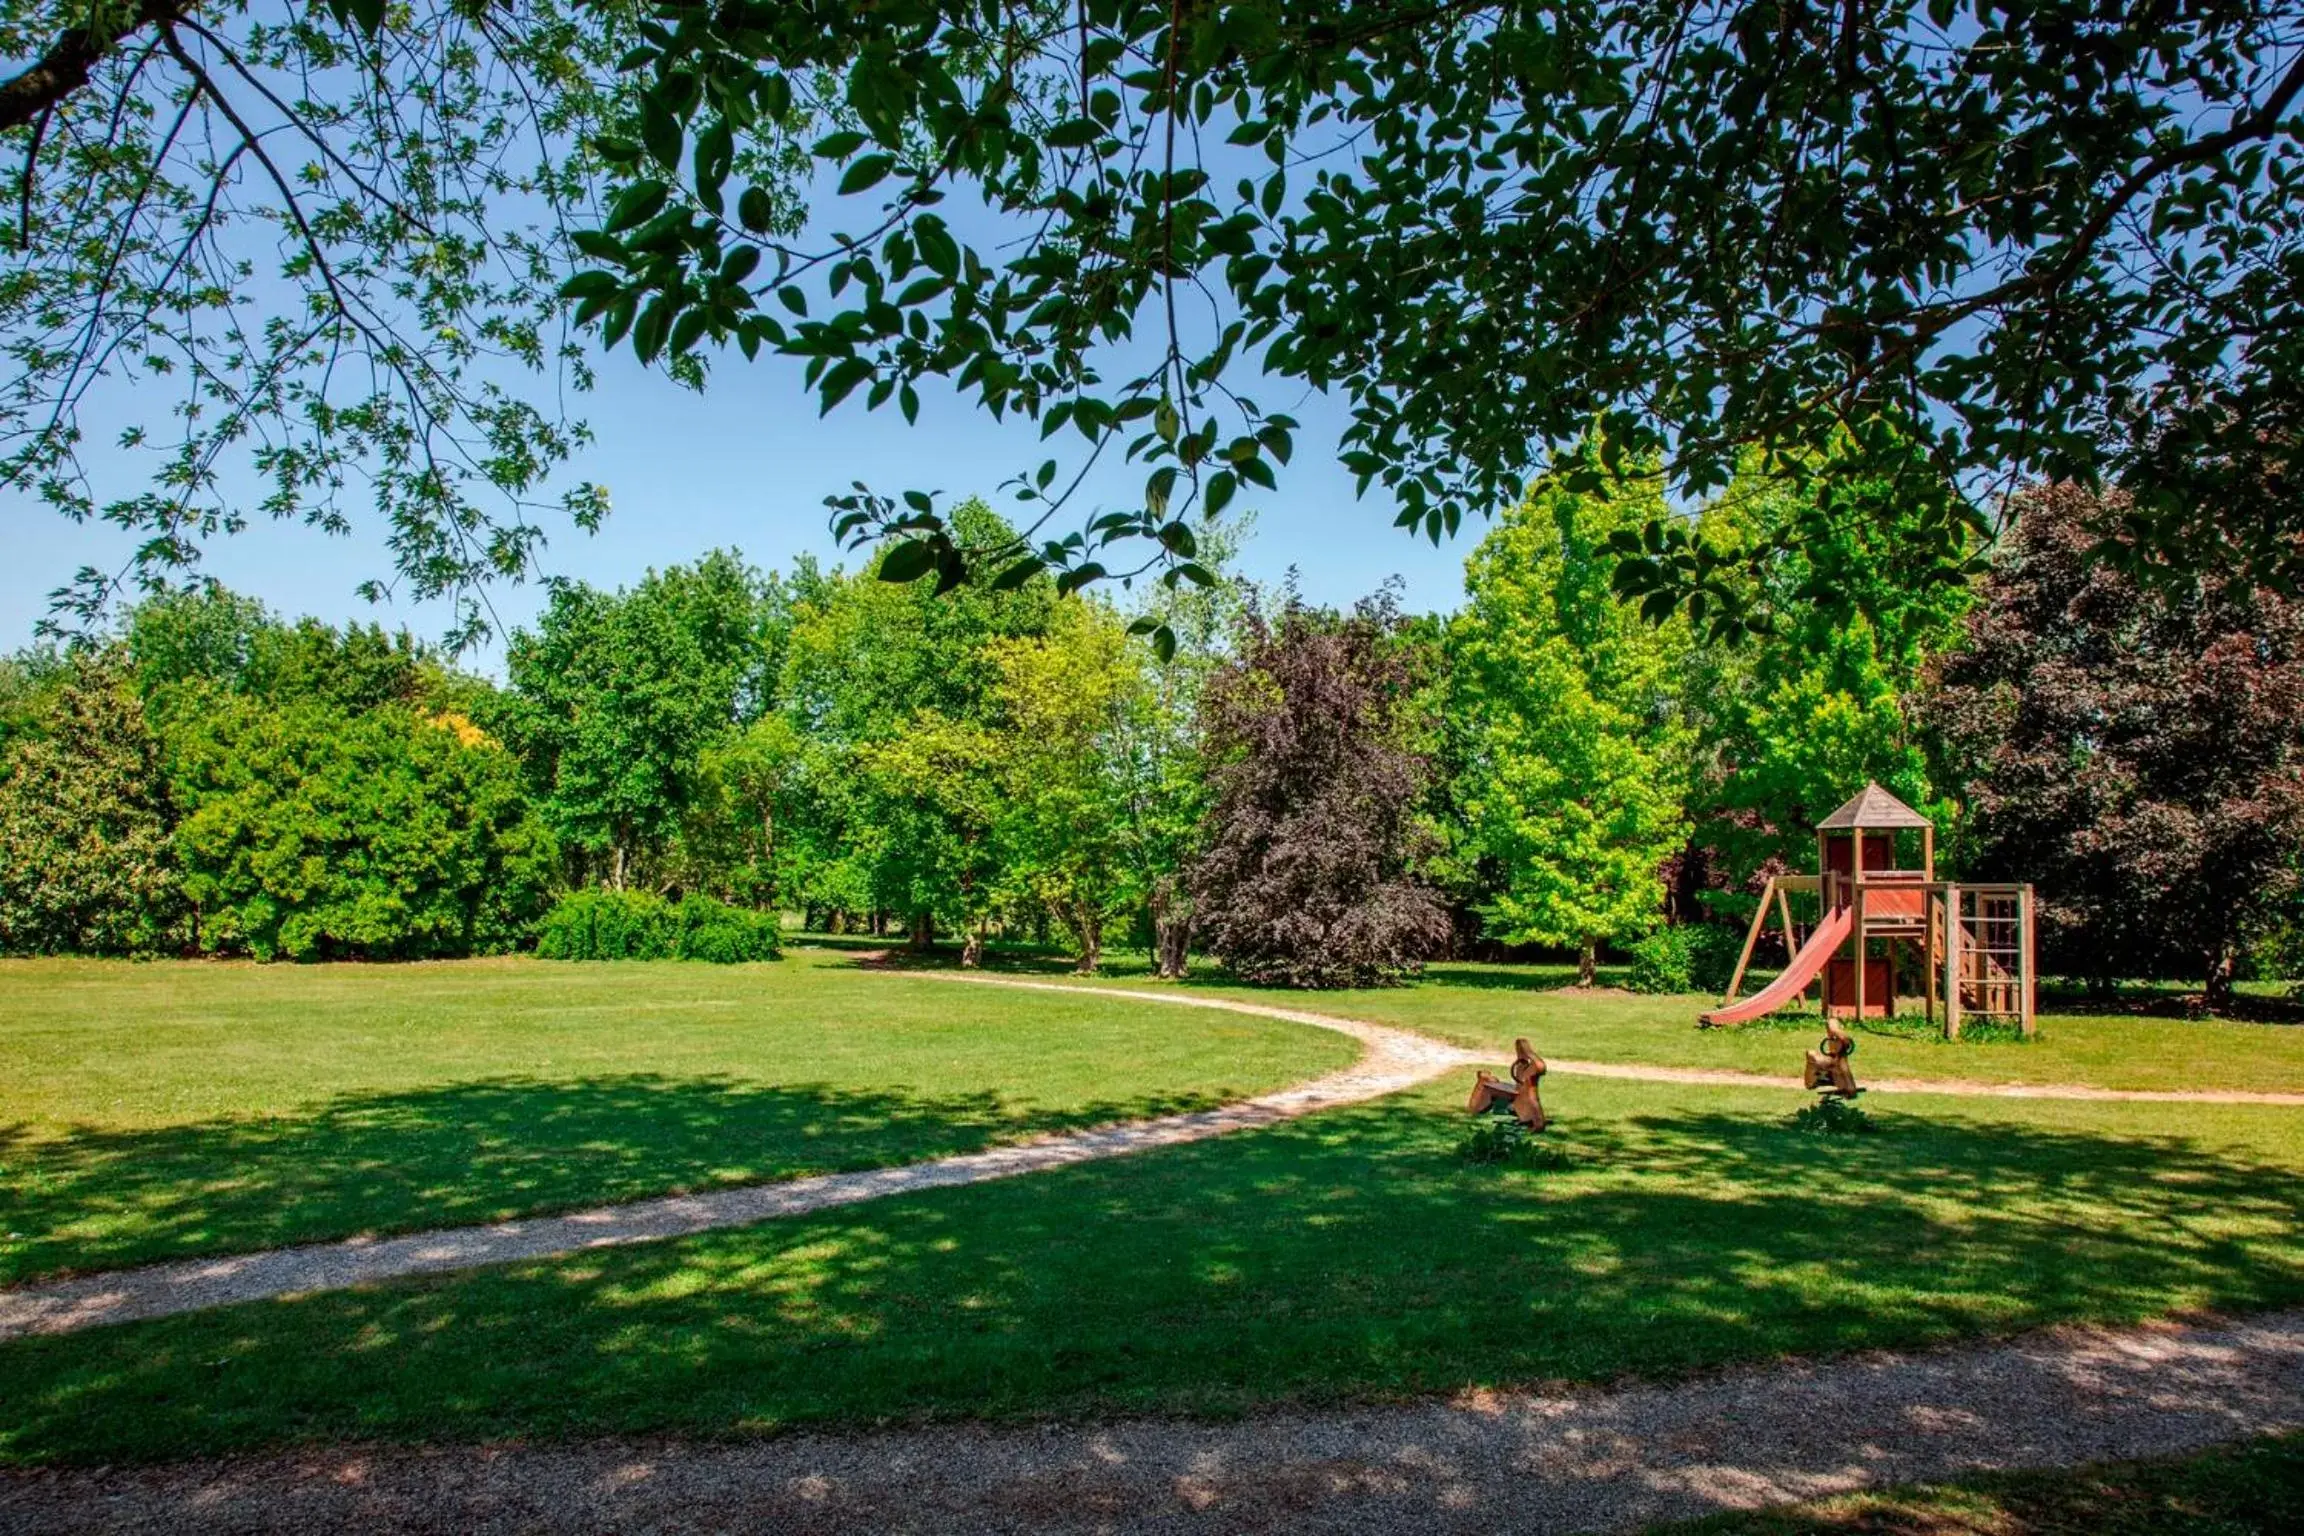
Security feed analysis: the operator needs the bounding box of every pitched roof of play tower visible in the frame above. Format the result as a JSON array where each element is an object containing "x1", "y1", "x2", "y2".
[{"x1": 1817, "y1": 782, "x2": 1933, "y2": 831}]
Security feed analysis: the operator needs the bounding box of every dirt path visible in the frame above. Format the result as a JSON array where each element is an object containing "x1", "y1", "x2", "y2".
[
  {"x1": 926, "y1": 973, "x2": 2304, "y2": 1104},
  {"x1": 5, "y1": 1308, "x2": 2297, "y2": 1535},
  {"x1": 0, "y1": 991, "x2": 1474, "y2": 1342}
]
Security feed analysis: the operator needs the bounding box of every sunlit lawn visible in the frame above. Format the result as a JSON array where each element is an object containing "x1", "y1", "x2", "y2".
[
  {"x1": 0, "y1": 950, "x2": 1351, "y2": 1285},
  {"x1": 4, "y1": 1073, "x2": 2298, "y2": 1464},
  {"x1": 935, "y1": 941, "x2": 2304, "y2": 1094}
]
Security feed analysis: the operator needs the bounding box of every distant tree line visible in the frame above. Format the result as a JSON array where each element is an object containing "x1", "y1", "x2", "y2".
[{"x1": 5, "y1": 472, "x2": 2301, "y2": 1003}]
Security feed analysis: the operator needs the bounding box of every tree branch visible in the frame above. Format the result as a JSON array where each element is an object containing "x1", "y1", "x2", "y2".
[{"x1": 0, "y1": 0, "x2": 194, "y2": 131}]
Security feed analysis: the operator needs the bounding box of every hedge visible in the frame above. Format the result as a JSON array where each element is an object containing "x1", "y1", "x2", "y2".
[{"x1": 535, "y1": 889, "x2": 780, "y2": 963}]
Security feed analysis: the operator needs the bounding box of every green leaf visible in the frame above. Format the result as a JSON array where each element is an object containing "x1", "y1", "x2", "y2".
[
  {"x1": 738, "y1": 186, "x2": 777, "y2": 234},
  {"x1": 820, "y1": 358, "x2": 872, "y2": 411},
  {"x1": 639, "y1": 99, "x2": 682, "y2": 170},
  {"x1": 633, "y1": 296, "x2": 674, "y2": 364},
  {"x1": 839, "y1": 155, "x2": 896, "y2": 196},
  {"x1": 988, "y1": 556, "x2": 1045, "y2": 590},
  {"x1": 604, "y1": 180, "x2": 669, "y2": 234},
  {"x1": 719, "y1": 246, "x2": 761, "y2": 286},
  {"x1": 877, "y1": 539, "x2": 937, "y2": 583},
  {"x1": 558, "y1": 270, "x2": 619, "y2": 301}
]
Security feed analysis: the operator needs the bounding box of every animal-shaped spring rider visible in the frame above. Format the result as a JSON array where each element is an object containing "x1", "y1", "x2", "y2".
[
  {"x1": 1803, "y1": 1017, "x2": 1860, "y2": 1098},
  {"x1": 1467, "y1": 1037, "x2": 1548, "y2": 1131}
]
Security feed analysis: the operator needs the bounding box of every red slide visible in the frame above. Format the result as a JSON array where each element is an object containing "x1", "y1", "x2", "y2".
[{"x1": 1701, "y1": 905, "x2": 1852, "y2": 1027}]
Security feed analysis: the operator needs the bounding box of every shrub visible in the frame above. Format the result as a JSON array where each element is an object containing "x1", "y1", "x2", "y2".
[
  {"x1": 1626, "y1": 923, "x2": 1744, "y2": 995},
  {"x1": 1456, "y1": 1118, "x2": 1572, "y2": 1169},
  {"x1": 1787, "y1": 1097, "x2": 1878, "y2": 1135},
  {"x1": 673, "y1": 894, "x2": 782, "y2": 964},
  {"x1": 536, "y1": 889, "x2": 778, "y2": 962}
]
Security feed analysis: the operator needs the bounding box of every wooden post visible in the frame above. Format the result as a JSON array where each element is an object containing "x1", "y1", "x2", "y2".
[
  {"x1": 2020, "y1": 883, "x2": 2037, "y2": 1037},
  {"x1": 1924, "y1": 890, "x2": 1937, "y2": 1029},
  {"x1": 1721, "y1": 876, "x2": 1773, "y2": 1008},
  {"x1": 1922, "y1": 824, "x2": 1935, "y2": 881},
  {"x1": 1943, "y1": 884, "x2": 1962, "y2": 1040},
  {"x1": 1852, "y1": 882, "x2": 1866, "y2": 1021},
  {"x1": 1776, "y1": 885, "x2": 1801, "y2": 1001}
]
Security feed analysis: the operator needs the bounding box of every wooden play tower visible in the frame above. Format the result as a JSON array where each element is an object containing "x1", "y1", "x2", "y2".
[{"x1": 1707, "y1": 783, "x2": 2036, "y2": 1037}]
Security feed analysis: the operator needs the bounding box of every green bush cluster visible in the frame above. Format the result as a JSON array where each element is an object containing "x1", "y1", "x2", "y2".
[
  {"x1": 1786, "y1": 1096, "x2": 1877, "y2": 1135},
  {"x1": 1455, "y1": 1118, "x2": 1572, "y2": 1169},
  {"x1": 535, "y1": 890, "x2": 779, "y2": 963},
  {"x1": 1625, "y1": 923, "x2": 1743, "y2": 995}
]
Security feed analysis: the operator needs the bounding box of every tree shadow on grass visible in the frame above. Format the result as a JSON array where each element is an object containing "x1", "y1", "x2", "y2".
[
  {"x1": 4, "y1": 1089, "x2": 2299, "y2": 1464},
  {"x1": 0, "y1": 1075, "x2": 1241, "y2": 1287}
]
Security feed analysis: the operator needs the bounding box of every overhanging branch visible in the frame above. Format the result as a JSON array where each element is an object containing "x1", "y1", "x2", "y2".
[{"x1": 0, "y1": 0, "x2": 195, "y2": 132}]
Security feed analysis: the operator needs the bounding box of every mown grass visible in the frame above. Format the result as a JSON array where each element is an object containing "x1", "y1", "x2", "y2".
[
  {"x1": 0, "y1": 951, "x2": 1351, "y2": 1284},
  {"x1": 4, "y1": 1074, "x2": 2297, "y2": 1464},
  {"x1": 1651, "y1": 1431, "x2": 2304, "y2": 1534},
  {"x1": 917, "y1": 942, "x2": 2304, "y2": 1094}
]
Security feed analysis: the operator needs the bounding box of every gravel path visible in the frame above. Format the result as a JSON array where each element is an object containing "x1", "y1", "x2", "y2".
[
  {"x1": 921, "y1": 974, "x2": 2304, "y2": 1103},
  {"x1": 5, "y1": 1308, "x2": 2298, "y2": 1535},
  {"x1": 0, "y1": 989, "x2": 1475, "y2": 1342}
]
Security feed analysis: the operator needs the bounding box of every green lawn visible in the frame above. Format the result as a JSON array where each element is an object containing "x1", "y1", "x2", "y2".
[
  {"x1": 940, "y1": 945, "x2": 2304, "y2": 1094},
  {"x1": 0, "y1": 951, "x2": 1352, "y2": 1285},
  {"x1": 1651, "y1": 1432, "x2": 2304, "y2": 1534},
  {"x1": 5, "y1": 1073, "x2": 2298, "y2": 1464}
]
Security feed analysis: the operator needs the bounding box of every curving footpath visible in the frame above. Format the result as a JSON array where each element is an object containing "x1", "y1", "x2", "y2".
[
  {"x1": 5, "y1": 972, "x2": 2301, "y2": 1341},
  {"x1": 0, "y1": 979, "x2": 1475, "y2": 1342},
  {"x1": 2, "y1": 1308, "x2": 2298, "y2": 1534}
]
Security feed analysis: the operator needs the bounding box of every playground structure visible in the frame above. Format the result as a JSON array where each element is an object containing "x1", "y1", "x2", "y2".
[{"x1": 1704, "y1": 783, "x2": 2036, "y2": 1038}]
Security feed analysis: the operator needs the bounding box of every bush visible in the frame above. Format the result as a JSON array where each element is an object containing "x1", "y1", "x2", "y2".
[
  {"x1": 673, "y1": 894, "x2": 782, "y2": 964},
  {"x1": 1626, "y1": 923, "x2": 1743, "y2": 995},
  {"x1": 1456, "y1": 1118, "x2": 1573, "y2": 1169},
  {"x1": 536, "y1": 889, "x2": 778, "y2": 962},
  {"x1": 1787, "y1": 1096, "x2": 1878, "y2": 1135}
]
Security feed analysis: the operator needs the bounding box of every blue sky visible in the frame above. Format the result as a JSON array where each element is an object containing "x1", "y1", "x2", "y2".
[{"x1": 3, "y1": 334, "x2": 1479, "y2": 672}]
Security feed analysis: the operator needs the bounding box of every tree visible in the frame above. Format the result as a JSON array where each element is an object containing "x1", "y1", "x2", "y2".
[
  {"x1": 775, "y1": 502, "x2": 1055, "y2": 945},
  {"x1": 504, "y1": 551, "x2": 780, "y2": 889},
  {"x1": 985, "y1": 597, "x2": 1142, "y2": 973},
  {"x1": 1111, "y1": 524, "x2": 1256, "y2": 977},
  {"x1": 20, "y1": 4, "x2": 2303, "y2": 633},
  {"x1": 1926, "y1": 483, "x2": 2304, "y2": 1006},
  {"x1": 167, "y1": 691, "x2": 556, "y2": 959},
  {"x1": 1192, "y1": 590, "x2": 1449, "y2": 987},
  {"x1": 0, "y1": 0, "x2": 695, "y2": 636},
  {"x1": 1452, "y1": 474, "x2": 1688, "y2": 986},
  {"x1": 1680, "y1": 450, "x2": 1970, "y2": 904},
  {"x1": 0, "y1": 651, "x2": 181, "y2": 954},
  {"x1": 672, "y1": 715, "x2": 802, "y2": 907},
  {"x1": 546, "y1": 1, "x2": 2304, "y2": 626}
]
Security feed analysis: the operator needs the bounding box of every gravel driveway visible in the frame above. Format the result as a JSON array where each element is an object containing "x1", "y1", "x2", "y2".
[{"x1": 4, "y1": 1308, "x2": 2297, "y2": 1535}]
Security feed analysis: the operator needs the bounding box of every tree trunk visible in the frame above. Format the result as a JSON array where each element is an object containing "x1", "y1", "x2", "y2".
[
  {"x1": 2204, "y1": 944, "x2": 2236, "y2": 1013},
  {"x1": 961, "y1": 918, "x2": 987, "y2": 969},
  {"x1": 1154, "y1": 915, "x2": 1191, "y2": 979},
  {"x1": 1578, "y1": 937, "x2": 1598, "y2": 988},
  {"x1": 609, "y1": 842, "x2": 627, "y2": 892},
  {"x1": 908, "y1": 910, "x2": 933, "y2": 953}
]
